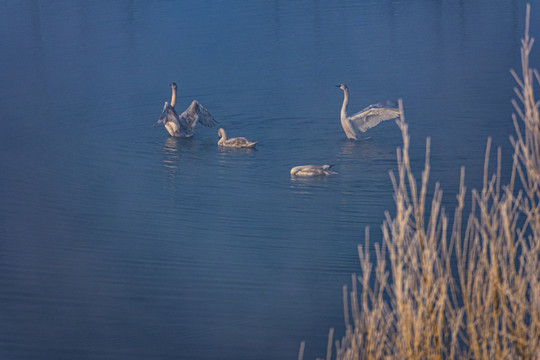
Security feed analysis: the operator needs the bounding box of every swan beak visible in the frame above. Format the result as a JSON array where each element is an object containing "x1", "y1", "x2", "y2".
[{"x1": 335, "y1": 84, "x2": 341, "y2": 87}]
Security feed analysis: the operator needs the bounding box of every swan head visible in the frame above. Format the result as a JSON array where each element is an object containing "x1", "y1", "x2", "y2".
[
  {"x1": 336, "y1": 84, "x2": 348, "y2": 91},
  {"x1": 170, "y1": 82, "x2": 177, "y2": 90},
  {"x1": 217, "y1": 128, "x2": 225, "y2": 138}
]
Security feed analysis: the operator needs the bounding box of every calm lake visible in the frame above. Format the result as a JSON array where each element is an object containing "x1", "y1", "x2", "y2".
[{"x1": 0, "y1": 1, "x2": 538, "y2": 359}]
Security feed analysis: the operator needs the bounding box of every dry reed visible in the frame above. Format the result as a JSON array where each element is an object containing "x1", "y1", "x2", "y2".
[{"x1": 303, "y1": 4, "x2": 540, "y2": 359}]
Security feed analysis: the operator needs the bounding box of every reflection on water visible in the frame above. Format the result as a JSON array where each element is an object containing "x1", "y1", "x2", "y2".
[
  {"x1": 340, "y1": 139, "x2": 364, "y2": 157},
  {"x1": 340, "y1": 138, "x2": 397, "y2": 162},
  {"x1": 289, "y1": 172, "x2": 336, "y2": 194},
  {"x1": 0, "y1": 1, "x2": 536, "y2": 360},
  {"x1": 161, "y1": 137, "x2": 183, "y2": 187},
  {"x1": 162, "y1": 137, "x2": 181, "y2": 163},
  {"x1": 218, "y1": 146, "x2": 258, "y2": 155}
]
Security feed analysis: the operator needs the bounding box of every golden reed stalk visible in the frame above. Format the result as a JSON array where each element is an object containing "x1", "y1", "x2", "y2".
[{"x1": 302, "y1": 4, "x2": 540, "y2": 359}]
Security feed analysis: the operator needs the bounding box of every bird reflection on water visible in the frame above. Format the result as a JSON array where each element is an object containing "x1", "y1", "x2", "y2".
[
  {"x1": 340, "y1": 138, "x2": 395, "y2": 162},
  {"x1": 289, "y1": 170, "x2": 335, "y2": 195},
  {"x1": 161, "y1": 137, "x2": 182, "y2": 180},
  {"x1": 218, "y1": 146, "x2": 257, "y2": 155}
]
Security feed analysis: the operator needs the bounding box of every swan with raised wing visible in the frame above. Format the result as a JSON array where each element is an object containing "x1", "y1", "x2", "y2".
[
  {"x1": 217, "y1": 128, "x2": 257, "y2": 148},
  {"x1": 156, "y1": 83, "x2": 217, "y2": 137},
  {"x1": 336, "y1": 84, "x2": 399, "y2": 140},
  {"x1": 290, "y1": 165, "x2": 336, "y2": 177}
]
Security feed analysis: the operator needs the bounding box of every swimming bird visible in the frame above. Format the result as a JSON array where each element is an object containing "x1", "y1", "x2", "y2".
[
  {"x1": 336, "y1": 84, "x2": 399, "y2": 140},
  {"x1": 156, "y1": 82, "x2": 217, "y2": 137},
  {"x1": 290, "y1": 165, "x2": 336, "y2": 176},
  {"x1": 217, "y1": 128, "x2": 257, "y2": 148}
]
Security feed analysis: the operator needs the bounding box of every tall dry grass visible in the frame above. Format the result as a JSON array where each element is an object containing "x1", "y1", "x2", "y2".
[{"x1": 305, "y1": 4, "x2": 540, "y2": 359}]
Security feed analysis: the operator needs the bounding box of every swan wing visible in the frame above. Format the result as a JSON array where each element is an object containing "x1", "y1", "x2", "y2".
[
  {"x1": 157, "y1": 102, "x2": 176, "y2": 123},
  {"x1": 157, "y1": 102, "x2": 189, "y2": 136},
  {"x1": 226, "y1": 137, "x2": 257, "y2": 148},
  {"x1": 348, "y1": 101, "x2": 400, "y2": 133},
  {"x1": 158, "y1": 103, "x2": 178, "y2": 124},
  {"x1": 179, "y1": 100, "x2": 217, "y2": 131}
]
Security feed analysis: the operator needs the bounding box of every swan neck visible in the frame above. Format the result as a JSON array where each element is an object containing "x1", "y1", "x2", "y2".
[
  {"x1": 218, "y1": 130, "x2": 227, "y2": 144},
  {"x1": 341, "y1": 89, "x2": 349, "y2": 118},
  {"x1": 170, "y1": 86, "x2": 177, "y2": 108}
]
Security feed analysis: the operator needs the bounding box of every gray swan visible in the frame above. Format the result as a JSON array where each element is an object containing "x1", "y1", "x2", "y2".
[
  {"x1": 156, "y1": 82, "x2": 217, "y2": 137},
  {"x1": 290, "y1": 165, "x2": 336, "y2": 176},
  {"x1": 217, "y1": 128, "x2": 257, "y2": 148},
  {"x1": 336, "y1": 84, "x2": 399, "y2": 140}
]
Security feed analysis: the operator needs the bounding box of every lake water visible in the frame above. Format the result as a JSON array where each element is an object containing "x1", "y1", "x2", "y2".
[{"x1": 0, "y1": 1, "x2": 538, "y2": 359}]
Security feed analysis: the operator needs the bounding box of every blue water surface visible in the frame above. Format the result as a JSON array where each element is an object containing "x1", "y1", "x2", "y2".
[{"x1": 0, "y1": 1, "x2": 538, "y2": 359}]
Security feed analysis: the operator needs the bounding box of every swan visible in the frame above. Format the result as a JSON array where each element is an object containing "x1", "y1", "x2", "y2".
[
  {"x1": 336, "y1": 84, "x2": 399, "y2": 140},
  {"x1": 217, "y1": 128, "x2": 257, "y2": 148},
  {"x1": 290, "y1": 165, "x2": 336, "y2": 176},
  {"x1": 156, "y1": 83, "x2": 217, "y2": 137}
]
